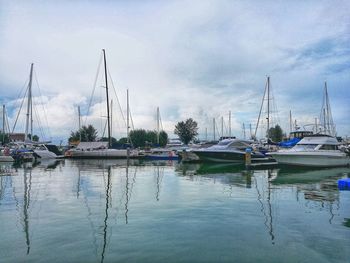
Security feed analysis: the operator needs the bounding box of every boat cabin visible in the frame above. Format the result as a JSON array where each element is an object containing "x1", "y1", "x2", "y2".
[{"x1": 292, "y1": 135, "x2": 340, "y2": 151}]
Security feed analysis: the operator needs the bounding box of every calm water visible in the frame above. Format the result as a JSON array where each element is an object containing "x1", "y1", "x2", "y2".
[{"x1": 0, "y1": 159, "x2": 349, "y2": 263}]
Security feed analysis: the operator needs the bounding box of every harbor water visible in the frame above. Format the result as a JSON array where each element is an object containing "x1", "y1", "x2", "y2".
[{"x1": 0, "y1": 159, "x2": 349, "y2": 262}]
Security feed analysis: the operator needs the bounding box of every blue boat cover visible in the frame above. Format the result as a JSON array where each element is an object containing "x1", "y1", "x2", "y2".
[{"x1": 278, "y1": 138, "x2": 301, "y2": 148}]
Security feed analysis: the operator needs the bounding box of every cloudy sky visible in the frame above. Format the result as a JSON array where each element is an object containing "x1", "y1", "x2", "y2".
[{"x1": 0, "y1": 0, "x2": 349, "y2": 143}]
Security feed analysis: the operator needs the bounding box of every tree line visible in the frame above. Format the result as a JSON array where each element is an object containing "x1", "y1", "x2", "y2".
[{"x1": 68, "y1": 119, "x2": 285, "y2": 147}]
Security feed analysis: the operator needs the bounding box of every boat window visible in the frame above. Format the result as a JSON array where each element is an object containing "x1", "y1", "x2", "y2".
[
  {"x1": 217, "y1": 140, "x2": 232, "y2": 146},
  {"x1": 228, "y1": 142, "x2": 249, "y2": 149},
  {"x1": 319, "y1": 144, "x2": 338, "y2": 150},
  {"x1": 293, "y1": 144, "x2": 318, "y2": 150}
]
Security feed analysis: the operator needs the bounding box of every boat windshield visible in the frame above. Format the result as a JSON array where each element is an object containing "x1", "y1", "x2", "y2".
[
  {"x1": 228, "y1": 142, "x2": 249, "y2": 149},
  {"x1": 293, "y1": 144, "x2": 318, "y2": 151},
  {"x1": 217, "y1": 140, "x2": 233, "y2": 146},
  {"x1": 319, "y1": 144, "x2": 338, "y2": 150}
]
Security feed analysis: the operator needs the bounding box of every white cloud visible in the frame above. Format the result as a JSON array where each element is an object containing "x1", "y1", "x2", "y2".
[{"x1": 0, "y1": 0, "x2": 349, "y2": 143}]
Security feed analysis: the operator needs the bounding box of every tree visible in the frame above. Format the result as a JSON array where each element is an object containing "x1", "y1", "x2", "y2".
[
  {"x1": 159, "y1": 130, "x2": 168, "y2": 147},
  {"x1": 174, "y1": 118, "x2": 198, "y2": 145},
  {"x1": 0, "y1": 132, "x2": 9, "y2": 145},
  {"x1": 129, "y1": 129, "x2": 169, "y2": 148},
  {"x1": 69, "y1": 124, "x2": 98, "y2": 143},
  {"x1": 268, "y1": 124, "x2": 283, "y2": 142},
  {"x1": 100, "y1": 137, "x2": 117, "y2": 144},
  {"x1": 130, "y1": 129, "x2": 147, "y2": 148},
  {"x1": 28, "y1": 133, "x2": 39, "y2": 142}
]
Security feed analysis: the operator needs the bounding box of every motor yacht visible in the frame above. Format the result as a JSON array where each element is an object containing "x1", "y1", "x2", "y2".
[
  {"x1": 191, "y1": 138, "x2": 269, "y2": 163},
  {"x1": 267, "y1": 135, "x2": 350, "y2": 167}
]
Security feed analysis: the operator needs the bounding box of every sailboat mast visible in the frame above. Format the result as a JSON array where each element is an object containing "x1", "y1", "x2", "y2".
[
  {"x1": 254, "y1": 78, "x2": 268, "y2": 138},
  {"x1": 25, "y1": 63, "x2": 34, "y2": 141},
  {"x1": 228, "y1": 111, "x2": 231, "y2": 137},
  {"x1": 127, "y1": 90, "x2": 130, "y2": 144},
  {"x1": 221, "y1": 116, "x2": 223, "y2": 139},
  {"x1": 78, "y1": 105, "x2": 81, "y2": 141},
  {"x1": 289, "y1": 110, "x2": 292, "y2": 133},
  {"x1": 213, "y1": 118, "x2": 216, "y2": 141},
  {"x1": 2, "y1": 105, "x2": 5, "y2": 144},
  {"x1": 156, "y1": 106, "x2": 160, "y2": 145},
  {"x1": 267, "y1": 76, "x2": 270, "y2": 141},
  {"x1": 102, "y1": 49, "x2": 111, "y2": 148}
]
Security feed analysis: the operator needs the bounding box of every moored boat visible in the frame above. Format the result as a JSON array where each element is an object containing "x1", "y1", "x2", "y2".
[
  {"x1": 144, "y1": 148, "x2": 179, "y2": 160},
  {"x1": 267, "y1": 135, "x2": 350, "y2": 167},
  {"x1": 192, "y1": 138, "x2": 271, "y2": 163}
]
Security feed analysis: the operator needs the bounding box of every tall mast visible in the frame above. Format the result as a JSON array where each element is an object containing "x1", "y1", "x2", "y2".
[
  {"x1": 228, "y1": 111, "x2": 231, "y2": 137},
  {"x1": 267, "y1": 76, "x2": 270, "y2": 141},
  {"x1": 127, "y1": 89, "x2": 130, "y2": 144},
  {"x1": 243, "y1": 123, "x2": 246, "y2": 139},
  {"x1": 249, "y1": 123, "x2": 252, "y2": 139},
  {"x1": 213, "y1": 118, "x2": 216, "y2": 141},
  {"x1": 78, "y1": 106, "x2": 81, "y2": 141},
  {"x1": 102, "y1": 49, "x2": 111, "y2": 148},
  {"x1": 221, "y1": 116, "x2": 223, "y2": 139},
  {"x1": 156, "y1": 106, "x2": 160, "y2": 145},
  {"x1": 110, "y1": 99, "x2": 113, "y2": 140},
  {"x1": 25, "y1": 63, "x2": 34, "y2": 141},
  {"x1": 254, "y1": 78, "x2": 268, "y2": 138},
  {"x1": 2, "y1": 105, "x2": 5, "y2": 144},
  {"x1": 289, "y1": 110, "x2": 292, "y2": 133}
]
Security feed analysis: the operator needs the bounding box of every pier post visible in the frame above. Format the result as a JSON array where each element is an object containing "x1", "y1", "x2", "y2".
[{"x1": 245, "y1": 148, "x2": 252, "y2": 168}]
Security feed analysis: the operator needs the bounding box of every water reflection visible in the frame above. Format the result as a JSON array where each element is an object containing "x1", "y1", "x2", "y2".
[
  {"x1": 71, "y1": 159, "x2": 139, "y2": 262},
  {"x1": 1, "y1": 160, "x2": 349, "y2": 262},
  {"x1": 22, "y1": 167, "x2": 32, "y2": 254},
  {"x1": 154, "y1": 166, "x2": 164, "y2": 201},
  {"x1": 271, "y1": 167, "x2": 350, "y2": 225},
  {"x1": 176, "y1": 162, "x2": 252, "y2": 188}
]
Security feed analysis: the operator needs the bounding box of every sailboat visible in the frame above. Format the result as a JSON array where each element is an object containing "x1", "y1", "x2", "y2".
[
  {"x1": 144, "y1": 107, "x2": 179, "y2": 160},
  {"x1": 267, "y1": 82, "x2": 350, "y2": 167},
  {"x1": 70, "y1": 50, "x2": 139, "y2": 159},
  {"x1": 10, "y1": 64, "x2": 60, "y2": 160}
]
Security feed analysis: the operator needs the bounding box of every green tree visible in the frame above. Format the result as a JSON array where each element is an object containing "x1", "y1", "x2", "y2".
[
  {"x1": 69, "y1": 124, "x2": 98, "y2": 143},
  {"x1": 100, "y1": 137, "x2": 117, "y2": 144},
  {"x1": 129, "y1": 129, "x2": 169, "y2": 148},
  {"x1": 130, "y1": 129, "x2": 147, "y2": 148},
  {"x1": 174, "y1": 118, "x2": 198, "y2": 145},
  {"x1": 268, "y1": 124, "x2": 283, "y2": 142},
  {"x1": 159, "y1": 130, "x2": 168, "y2": 147},
  {"x1": 0, "y1": 132, "x2": 9, "y2": 144},
  {"x1": 28, "y1": 134, "x2": 39, "y2": 142}
]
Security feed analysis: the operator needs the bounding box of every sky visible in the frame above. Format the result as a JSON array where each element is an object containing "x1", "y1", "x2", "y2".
[{"x1": 0, "y1": 0, "x2": 349, "y2": 144}]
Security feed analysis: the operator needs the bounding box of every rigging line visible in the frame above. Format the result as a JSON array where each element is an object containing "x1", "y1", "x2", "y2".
[
  {"x1": 107, "y1": 68, "x2": 127, "y2": 127},
  {"x1": 84, "y1": 52, "x2": 103, "y2": 126},
  {"x1": 33, "y1": 69, "x2": 51, "y2": 139},
  {"x1": 32, "y1": 104, "x2": 44, "y2": 140},
  {"x1": 5, "y1": 108, "x2": 11, "y2": 135},
  {"x1": 16, "y1": 78, "x2": 30, "y2": 102},
  {"x1": 102, "y1": 119, "x2": 107, "y2": 138},
  {"x1": 129, "y1": 106, "x2": 135, "y2": 130},
  {"x1": 12, "y1": 85, "x2": 29, "y2": 134},
  {"x1": 254, "y1": 79, "x2": 268, "y2": 138},
  {"x1": 159, "y1": 112, "x2": 164, "y2": 131}
]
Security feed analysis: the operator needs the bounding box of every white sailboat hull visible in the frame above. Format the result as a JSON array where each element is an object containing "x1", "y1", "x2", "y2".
[
  {"x1": 70, "y1": 148, "x2": 139, "y2": 159},
  {"x1": 34, "y1": 150, "x2": 58, "y2": 159},
  {"x1": 0, "y1": 155, "x2": 14, "y2": 162},
  {"x1": 268, "y1": 151, "x2": 350, "y2": 167}
]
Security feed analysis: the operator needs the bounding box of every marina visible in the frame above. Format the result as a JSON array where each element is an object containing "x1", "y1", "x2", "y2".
[
  {"x1": 0, "y1": 159, "x2": 349, "y2": 262},
  {"x1": 1, "y1": 1, "x2": 350, "y2": 262}
]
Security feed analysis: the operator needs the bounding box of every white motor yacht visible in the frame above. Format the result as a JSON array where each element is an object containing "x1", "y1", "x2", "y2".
[
  {"x1": 191, "y1": 138, "x2": 269, "y2": 163},
  {"x1": 267, "y1": 135, "x2": 350, "y2": 167},
  {"x1": 69, "y1": 142, "x2": 139, "y2": 159}
]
